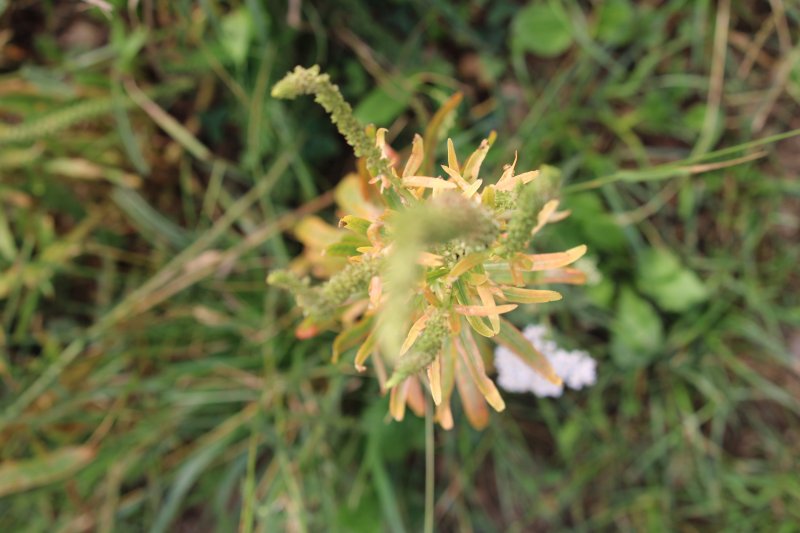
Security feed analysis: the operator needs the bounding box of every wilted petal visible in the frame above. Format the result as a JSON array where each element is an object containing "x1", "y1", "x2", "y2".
[
  {"x1": 455, "y1": 353, "x2": 489, "y2": 430},
  {"x1": 456, "y1": 332, "x2": 505, "y2": 412},
  {"x1": 389, "y1": 377, "x2": 410, "y2": 421}
]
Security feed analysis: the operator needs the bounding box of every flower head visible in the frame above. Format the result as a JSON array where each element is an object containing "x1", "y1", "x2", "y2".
[{"x1": 269, "y1": 66, "x2": 588, "y2": 429}]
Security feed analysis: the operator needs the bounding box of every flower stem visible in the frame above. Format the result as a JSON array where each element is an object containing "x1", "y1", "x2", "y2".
[{"x1": 424, "y1": 395, "x2": 435, "y2": 533}]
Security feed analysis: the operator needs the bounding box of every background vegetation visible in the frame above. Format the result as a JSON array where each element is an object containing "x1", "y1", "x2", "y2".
[{"x1": 1, "y1": 0, "x2": 799, "y2": 531}]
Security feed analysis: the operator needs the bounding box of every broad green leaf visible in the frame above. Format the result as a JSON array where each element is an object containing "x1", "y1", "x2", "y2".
[
  {"x1": 0, "y1": 446, "x2": 95, "y2": 497},
  {"x1": 611, "y1": 287, "x2": 663, "y2": 368},
  {"x1": 221, "y1": 8, "x2": 253, "y2": 67},
  {"x1": 595, "y1": 0, "x2": 636, "y2": 46},
  {"x1": 511, "y1": 3, "x2": 574, "y2": 58},
  {"x1": 637, "y1": 248, "x2": 708, "y2": 312},
  {"x1": 355, "y1": 79, "x2": 419, "y2": 125}
]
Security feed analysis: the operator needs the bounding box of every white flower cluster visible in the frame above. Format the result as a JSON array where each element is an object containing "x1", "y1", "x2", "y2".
[{"x1": 494, "y1": 324, "x2": 597, "y2": 397}]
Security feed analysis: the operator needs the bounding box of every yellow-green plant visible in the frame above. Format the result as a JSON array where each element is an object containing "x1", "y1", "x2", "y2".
[{"x1": 269, "y1": 65, "x2": 587, "y2": 429}]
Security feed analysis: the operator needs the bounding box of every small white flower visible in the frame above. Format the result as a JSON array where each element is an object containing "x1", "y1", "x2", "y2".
[{"x1": 494, "y1": 324, "x2": 596, "y2": 398}]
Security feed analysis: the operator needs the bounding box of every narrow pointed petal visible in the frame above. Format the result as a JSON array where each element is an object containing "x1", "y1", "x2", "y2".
[
  {"x1": 462, "y1": 139, "x2": 490, "y2": 182},
  {"x1": 354, "y1": 331, "x2": 377, "y2": 372},
  {"x1": 521, "y1": 245, "x2": 587, "y2": 271},
  {"x1": 496, "y1": 318, "x2": 561, "y2": 385},
  {"x1": 476, "y1": 283, "x2": 501, "y2": 333},
  {"x1": 499, "y1": 287, "x2": 563, "y2": 304},
  {"x1": 389, "y1": 378, "x2": 410, "y2": 421},
  {"x1": 462, "y1": 179, "x2": 483, "y2": 199},
  {"x1": 441, "y1": 165, "x2": 470, "y2": 190},
  {"x1": 447, "y1": 251, "x2": 490, "y2": 281},
  {"x1": 447, "y1": 138, "x2": 459, "y2": 171},
  {"x1": 530, "y1": 199, "x2": 560, "y2": 236},
  {"x1": 454, "y1": 303, "x2": 517, "y2": 316},
  {"x1": 399, "y1": 312, "x2": 431, "y2": 356},
  {"x1": 402, "y1": 134, "x2": 425, "y2": 177},
  {"x1": 455, "y1": 353, "x2": 489, "y2": 430},
  {"x1": 428, "y1": 356, "x2": 443, "y2": 405},
  {"x1": 456, "y1": 332, "x2": 506, "y2": 412},
  {"x1": 368, "y1": 275, "x2": 382, "y2": 309},
  {"x1": 406, "y1": 377, "x2": 426, "y2": 417}
]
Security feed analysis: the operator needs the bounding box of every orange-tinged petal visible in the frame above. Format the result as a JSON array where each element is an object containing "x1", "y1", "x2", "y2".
[
  {"x1": 417, "y1": 252, "x2": 444, "y2": 267},
  {"x1": 496, "y1": 318, "x2": 561, "y2": 385},
  {"x1": 428, "y1": 356, "x2": 443, "y2": 405},
  {"x1": 521, "y1": 245, "x2": 587, "y2": 271},
  {"x1": 440, "y1": 165, "x2": 470, "y2": 190},
  {"x1": 462, "y1": 139, "x2": 490, "y2": 182},
  {"x1": 454, "y1": 280, "x2": 495, "y2": 337},
  {"x1": 455, "y1": 353, "x2": 489, "y2": 430},
  {"x1": 530, "y1": 199, "x2": 560, "y2": 236},
  {"x1": 496, "y1": 168, "x2": 539, "y2": 191},
  {"x1": 447, "y1": 138, "x2": 460, "y2": 172},
  {"x1": 476, "y1": 283, "x2": 500, "y2": 334},
  {"x1": 295, "y1": 319, "x2": 322, "y2": 340},
  {"x1": 399, "y1": 312, "x2": 430, "y2": 356},
  {"x1": 354, "y1": 331, "x2": 377, "y2": 372},
  {"x1": 368, "y1": 275, "x2": 382, "y2": 310},
  {"x1": 294, "y1": 216, "x2": 343, "y2": 249},
  {"x1": 499, "y1": 287, "x2": 563, "y2": 304},
  {"x1": 538, "y1": 268, "x2": 587, "y2": 285},
  {"x1": 389, "y1": 378, "x2": 410, "y2": 421},
  {"x1": 462, "y1": 179, "x2": 483, "y2": 199},
  {"x1": 447, "y1": 251, "x2": 490, "y2": 281},
  {"x1": 406, "y1": 377, "x2": 426, "y2": 417},
  {"x1": 436, "y1": 404, "x2": 454, "y2": 430},
  {"x1": 373, "y1": 351, "x2": 388, "y2": 392},
  {"x1": 335, "y1": 173, "x2": 383, "y2": 219},
  {"x1": 456, "y1": 332, "x2": 505, "y2": 412},
  {"x1": 454, "y1": 303, "x2": 517, "y2": 316}
]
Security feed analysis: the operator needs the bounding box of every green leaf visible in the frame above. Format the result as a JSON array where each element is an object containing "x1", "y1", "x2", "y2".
[
  {"x1": 221, "y1": 7, "x2": 253, "y2": 67},
  {"x1": 637, "y1": 248, "x2": 708, "y2": 312},
  {"x1": 325, "y1": 234, "x2": 371, "y2": 257},
  {"x1": 340, "y1": 215, "x2": 372, "y2": 236},
  {"x1": 564, "y1": 193, "x2": 626, "y2": 252},
  {"x1": 511, "y1": 3, "x2": 574, "y2": 58},
  {"x1": 611, "y1": 287, "x2": 663, "y2": 368},
  {"x1": 354, "y1": 79, "x2": 418, "y2": 125},
  {"x1": 595, "y1": 0, "x2": 636, "y2": 46},
  {"x1": 0, "y1": 446, "x2": 95, "y2": 497}
]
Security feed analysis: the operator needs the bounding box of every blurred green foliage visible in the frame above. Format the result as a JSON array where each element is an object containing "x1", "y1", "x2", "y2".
[{"x1": 0, "y1": 0, "x2": 799, "y2": 531}]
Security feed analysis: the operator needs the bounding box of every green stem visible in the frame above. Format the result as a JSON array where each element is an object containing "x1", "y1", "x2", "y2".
[{"x1": 424, "y1": 395, "x2": 435, "y2": 533}]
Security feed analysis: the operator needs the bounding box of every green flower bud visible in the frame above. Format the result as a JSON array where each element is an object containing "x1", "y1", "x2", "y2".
[
  {"x1": 503, "y1": 165, "x2": 561, "y2": 255},
  {"x1": 272, "y1": 66, "x2": 396, "y2": 192},
  {"x1": 387, "y1": 308, "x2": 449, "y2": 386}
]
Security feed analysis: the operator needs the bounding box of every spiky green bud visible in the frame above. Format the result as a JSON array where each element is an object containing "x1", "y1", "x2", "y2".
[
  {"x1": 268, "y1": 257, "x2": 380, "y2": 319},
  {"x1": 386, "y1": 308, "x2": 449, "y2": 386},
  {"x1": 272, "y1": 65, "x2": 400, "y2": 196},
  {"x1": 502, "y1": 165, "x2": 561, "y2": 255}
]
